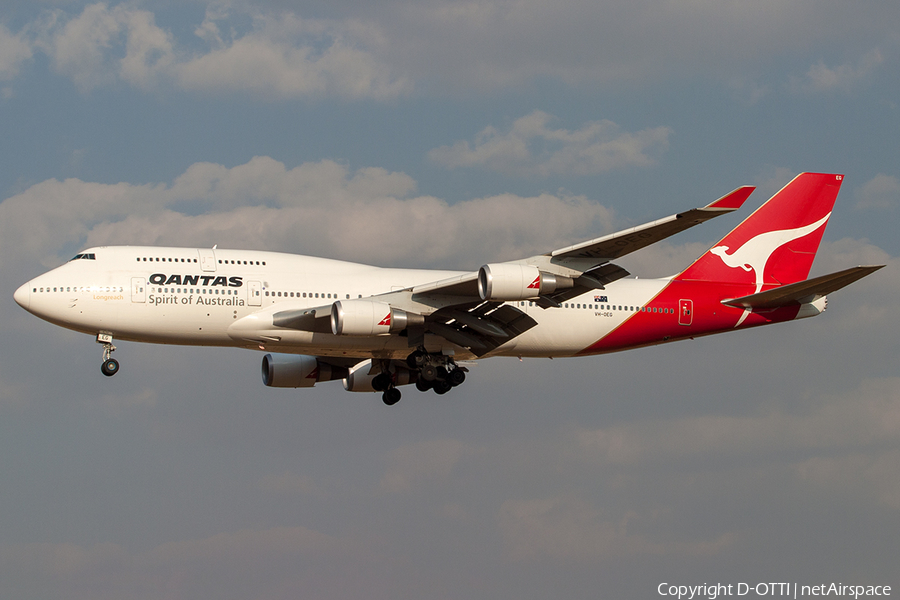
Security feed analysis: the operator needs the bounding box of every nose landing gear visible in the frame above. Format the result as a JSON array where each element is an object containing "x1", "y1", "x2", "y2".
[{"x1": 97, "y1": 333, "x2": 119, "y2": 377}]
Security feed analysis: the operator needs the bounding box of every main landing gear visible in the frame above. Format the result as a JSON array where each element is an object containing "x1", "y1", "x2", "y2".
[
  {"x1": 404, "y1": 349, "x2": 468, "y2": 403},
  {"x1": 97, "y1": 333, "x2": 119, "y2": 377},
  {"x1": 407, "y1": 349, "x2": 467, "y2": 395},
  {"x1": 371, "y1": 350, "x2": 468, "y2": 406}
]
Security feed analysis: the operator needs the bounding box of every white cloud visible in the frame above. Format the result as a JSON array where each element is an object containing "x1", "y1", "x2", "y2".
[
  {"x1": 855, "y1": 173, "x2": 900, "y2": 210},
  {"x1": 791, "y1": 50, "x2": 884, "y2": 94},
  {"x1": 0, "y1": 156, "x2": 615, "y2": 270},
  {"x1": 0, "y1": 23, "x2": 33, "y2": 82},
  {"x1": 7, "y1": 1, "x2": 898, "y2": 97},
  {"x1": 31, "y1": 3, "x2": 410, "y2": 99},
  {"x1": 429, "y1": 111, "x2": 672, "y2": 176},
  {"x1": 174, "y1": 12, "x2": 410, "y2": 100},
  {"x1": 38, "y1": 3, "x2": 133, "y2": 91},
  {"x1": 378, "y1": 0, "x2": 899, "y2": 92}
]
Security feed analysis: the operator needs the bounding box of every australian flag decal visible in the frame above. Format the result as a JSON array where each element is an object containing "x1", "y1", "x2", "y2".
[{"x1": 594, "y1": 295, "x2": 608, "y2": 303}]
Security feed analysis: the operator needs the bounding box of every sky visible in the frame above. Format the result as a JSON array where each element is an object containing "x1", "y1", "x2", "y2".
[{"x1": 1, "y1": 1, "x2": 899, "y2": 598}]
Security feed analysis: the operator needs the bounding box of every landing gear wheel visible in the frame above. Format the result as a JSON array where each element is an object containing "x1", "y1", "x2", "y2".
[
  {"x1": 101, "y1": 358, "x2": 119, "y2": 377},
  {"x1": 415, "y1": 378, "x2": 433, "y2": 392},
  {"x1": 421, "y1": 364, "x2": 438, "y2": 381},
  {"x1": 433, "y1": 380, "x2": 452, "y2": 395},
  {"x1": 372, "y1": 372, "x2": 391, "y2": 392},
  {"x1": 448, "y1": 369, "x2": 466, "y2": 387},
  {"x1": 406, "y1": 350, "x2": 427, "y2": 370},
  {"x1": 382, "y1": 387, "x2": 402, "y2": 406}
]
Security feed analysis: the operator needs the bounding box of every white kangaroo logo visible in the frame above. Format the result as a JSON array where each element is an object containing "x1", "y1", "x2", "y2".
[{"x1": 711, "y1": 212, "x2": 831, "y2": 326}]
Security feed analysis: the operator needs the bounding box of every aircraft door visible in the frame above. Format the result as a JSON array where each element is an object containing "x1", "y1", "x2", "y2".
[
  {"x1": 248, "y1": 281, "x2": 262, "y2": 306},
  {"x1": 198, "y1": 248, "x2": 217, "y2": 272},
  {"x1": 131, "y1": 277, "x2": 146, "y2": 303},
  {"x1": 678, "y1": 299, "x2": 693, "y2": 326}
]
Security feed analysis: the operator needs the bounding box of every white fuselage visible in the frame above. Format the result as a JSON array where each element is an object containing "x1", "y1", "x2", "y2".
[{"x1": 15, "y1": 246, "x2": 669, "y2": 360}]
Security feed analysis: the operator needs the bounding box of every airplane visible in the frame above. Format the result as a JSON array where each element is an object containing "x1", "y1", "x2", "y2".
[{"x1": 14, "y1": 172, "x2": 883, "y2": 406}]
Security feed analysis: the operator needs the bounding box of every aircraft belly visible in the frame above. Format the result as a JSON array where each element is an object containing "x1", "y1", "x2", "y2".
[
  {"x1": 497, "y1": 280, "x2": 667, "y2": 357},
  {"x1": 503, "y1": 310, "x2": 622, "y2": 357}
]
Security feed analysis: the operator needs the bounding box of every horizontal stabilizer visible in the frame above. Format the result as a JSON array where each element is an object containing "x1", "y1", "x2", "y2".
[{"x1": 721, "y1": 265, "x2": 884, "y2": 310}]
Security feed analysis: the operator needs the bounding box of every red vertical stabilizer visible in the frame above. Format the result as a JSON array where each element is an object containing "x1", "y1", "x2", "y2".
[{"x1": 675, "y1": 173, "x2": 843, "y2": 291}]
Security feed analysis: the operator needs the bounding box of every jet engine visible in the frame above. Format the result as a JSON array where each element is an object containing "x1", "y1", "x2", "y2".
[
  {"x1": 261, "y1": 354, "x2": 348, "y2": 388},
  {"x1": 477, "y1": 263, "x2": 572, "y2": 301},
  {"x1": 331, "y1": 300, "x2": 424, "y2": 336},
  {"x1": 342, "y1": 360, "x2": 417, "y2": 392}
]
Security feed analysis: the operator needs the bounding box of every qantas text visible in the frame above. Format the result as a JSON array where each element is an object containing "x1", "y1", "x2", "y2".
[{"x1": 149, "y1": 274, "x2": 243, "y2": 287}]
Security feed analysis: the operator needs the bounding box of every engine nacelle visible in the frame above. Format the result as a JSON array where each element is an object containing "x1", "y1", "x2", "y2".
[
  {"x1": 342, "y1": 360, "x2": 417, "y2": 392},
  {"x1": 331, "y1": 300, "x2": 424, "y2": 336},
  {"x1": 478, "y1": 263, "x2": 568, "y2": 301},
  {"x1": 261, "y1": 354, "x2": 348, "y2": 388}
]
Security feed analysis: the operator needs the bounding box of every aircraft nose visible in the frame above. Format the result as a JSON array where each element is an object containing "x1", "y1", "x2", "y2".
[{"x1": 14, "y1": 282, "x2": 30, "y2": 309}]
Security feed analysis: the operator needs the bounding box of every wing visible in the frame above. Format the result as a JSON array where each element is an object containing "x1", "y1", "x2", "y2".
[
  {"x1": 550, "y1": 185, "x2": 754, "y2": 260},
  {"x1": 391, "y1": 185, "x2": 755, "y2": 351},
  {"x1": 411, "y1": 184, "x2": 752, "y2": 302}
]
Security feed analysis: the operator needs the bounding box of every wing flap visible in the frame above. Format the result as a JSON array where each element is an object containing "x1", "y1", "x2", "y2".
[
  {"x1": 428, "y1": 302, "x2": 538, "y2": 357},
  {"x1": 722, "y1": 265, "x2": 884, "y2": 309}
]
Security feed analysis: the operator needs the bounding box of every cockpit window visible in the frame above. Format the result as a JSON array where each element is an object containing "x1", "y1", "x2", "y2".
[{"x1": 69, "y1": 253, "x2": 96, "y2": 261}]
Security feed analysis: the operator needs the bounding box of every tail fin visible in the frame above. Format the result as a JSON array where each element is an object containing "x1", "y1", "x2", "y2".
[{"x1": 675, "y1": 173, "x2": 843, "y2": 291}]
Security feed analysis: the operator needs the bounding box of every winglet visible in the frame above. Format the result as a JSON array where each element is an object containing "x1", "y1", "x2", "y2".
[{"x1": 706, "y1": 186, "x2": 755, "y2": 210}]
